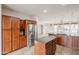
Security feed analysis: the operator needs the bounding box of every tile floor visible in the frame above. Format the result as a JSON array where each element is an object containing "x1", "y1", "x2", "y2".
[
  {"x1": 7, "y1": 46, "x2": 34, "y2": 55},
  {"x1": 7, "y1": 45, "x2": 79, "y2": 55},
  {"x1": 56, "y1": 45, "x2": 79, "y2": 55}
]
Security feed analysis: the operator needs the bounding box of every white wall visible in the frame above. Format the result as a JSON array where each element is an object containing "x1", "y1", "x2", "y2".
[{"x1": 0, "y1": 4, "x2": 1, "y2": 55}]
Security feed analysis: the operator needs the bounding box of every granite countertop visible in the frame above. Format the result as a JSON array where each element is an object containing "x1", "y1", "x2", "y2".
[{"x1": 36, "y1": 36, "x2": 56, "y2": 44}]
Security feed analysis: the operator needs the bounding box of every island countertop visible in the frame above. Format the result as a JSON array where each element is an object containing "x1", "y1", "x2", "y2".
[{"x1": 36, "y1": 36, "x2": 56, "y2": 44}]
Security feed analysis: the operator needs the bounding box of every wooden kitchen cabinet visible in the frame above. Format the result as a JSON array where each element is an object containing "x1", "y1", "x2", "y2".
[
  {"x1": 2, "y1": 15, "x2": 36, "y2": 54},
  {"x1": 11, "y1": 18, "x2": 20, "y2": 30},
  {"x1": 62, "y1": 36, "x2": 67, "y2": 46},
  {"x1": 72, "y1": 36, "x2": 79, "y2": 49},
  {"x1": 2, "y1": 30, "x2": 12, "y2": 54},
  {"x1": 12, "y1": 29, "x2": 19, "y2": 50},
  {"x1": 11, "y1": 18, "x2": 20, "y2": 50},
  {"x1": 2, "y1": 15, "x2": 11, "y2": 29},
  {"x1": 78, "y1": 37, "x2": 79, "y2": 48},
  {"x1": 2, "y1": 15, "x2": 12, "y2": 54},
  {"x1": 56, "y1": 34, "x2": 63, "y2": 45},
  {"x1": 34, "y1": 41, "x2": 45, "y2": 55},
  {"x1": 19, "y1": 20, "x2": 27, "y2": 48},
  {"x1": 56, "y1": 34, "x2": 79, "y2": 49},
  {"x1": 19, "y1": 36, "x2": 27, "y2": 48},
  {"x1": 66, "y1": 36, "x2": 72, "y2": 48},
  {"x1": 34, "y1": 36, "x2": 56, "y2": 55}
]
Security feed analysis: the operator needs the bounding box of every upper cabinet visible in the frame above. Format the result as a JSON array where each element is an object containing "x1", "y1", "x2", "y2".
[
  {"x1": 2, "y1": 15, "x2": 11, "y2": 29},
  {"x1": 26, "y1": 20, "x2": 36, "y2": 24},
  {"x1": 20, "y1": 20, "x2": 26, "y2": 29}
]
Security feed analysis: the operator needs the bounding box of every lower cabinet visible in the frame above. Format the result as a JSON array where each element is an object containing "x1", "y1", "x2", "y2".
[
  {"x1": 62, "y1": 36, "x2": 67, "y2": 46},
  {"x1": 66, "y1": 36, "x2": 72, "y2": 48},
  {"x1": 34, "y1": 41, "x2": 45, "y2": 55},
  {"x1": 11, "y1": 18, "x2": 20, "y2": 51},
  {"x1": 56, "y1": 37, "x2": 62, "y2": 45},
  {"x1": 2, "y1": 30, "x2": 12, "y2": 54},
  {"x1": 56, "y1": 35, "x2": 79, "y2": 49},
  {"x1": 72, "y1": 36, "x2": 79, "y2": 49},
  {"x1": 78, "y1": 38, "x2": 79, "y2": 48},
  {"x1": 19, "y1": 36, "x2": 27, "y2": 48}
]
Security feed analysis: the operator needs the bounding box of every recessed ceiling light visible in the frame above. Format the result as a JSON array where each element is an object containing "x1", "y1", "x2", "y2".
[{"x1": 43, "y1": 9, "x2": 47, "y2": 13}]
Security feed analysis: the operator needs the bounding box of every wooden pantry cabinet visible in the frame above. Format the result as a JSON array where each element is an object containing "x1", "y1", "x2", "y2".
[
  {"x1": 11, "y1": 18, "x2": 20, "y2": 51},
  {"x1": 2, "y1": 15, "x2": 20, "y2": 54},
  {"x1": 2, "y1": 15, "x2": 12, "y2": 54},
  {"x1": 19, "y1": 20, "x2": 27, "y2": 48},
  {"x1": 2, "y1": 16, "x2": 11, "y2": 29},
  {"x1": 2, "y1": 15, "x2": 36, "y2": 55}
]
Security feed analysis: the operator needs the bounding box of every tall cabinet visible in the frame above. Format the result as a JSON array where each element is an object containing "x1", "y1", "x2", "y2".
[
  {"x1": 2, "y1": 15, "x2": 20, "y2": 54},
  {"x1": 11, "y1": 17, "x2": 20, "y2": 51},
  {"x1": 2, "y1": 15, "x2": 36, "y2": 55},
  {"x1": 19, "y1": 20, "x2": 27, "y2": 48},
  {"x1": 2, "y1": 15, "x2": 12, "y2": 54}
]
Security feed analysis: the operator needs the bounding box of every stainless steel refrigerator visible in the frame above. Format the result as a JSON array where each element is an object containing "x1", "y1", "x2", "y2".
[{"x1": 28, "y1": 24, "x2": 35, "y2": 47}]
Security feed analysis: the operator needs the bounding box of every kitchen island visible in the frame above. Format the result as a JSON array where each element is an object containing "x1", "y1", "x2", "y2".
[{"x1": 34, "y1": 36, "x2": 56, "y2": 55}]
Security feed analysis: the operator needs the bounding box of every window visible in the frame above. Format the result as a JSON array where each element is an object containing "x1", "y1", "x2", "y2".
[{"x1": 38, "y1": 23, "x2": 79, "y2": 36}]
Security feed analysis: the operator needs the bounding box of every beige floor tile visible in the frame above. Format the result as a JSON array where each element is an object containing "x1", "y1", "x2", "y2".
[{"x1": 7, "y1": 45, "x2": 79, "y2": 55}]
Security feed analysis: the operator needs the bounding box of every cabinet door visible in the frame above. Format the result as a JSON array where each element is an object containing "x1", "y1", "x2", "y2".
[
  {"x1": 62, "y1": 36, "x2": 67, "y2": 46},
  {"x1": 78, "y1": 37, "x2": 79, "y2": 48},
  {"x1": 11, "y1": 18, "x2": 20, "y2": 30},
  {"x1": 19, "y1": 20, "x2": 26, "y2": 48},
  {"x1": 19, "y1": 36, "x2": 26, "y2": 48},
  {"x1": 12, "y1": 29, "x2": 19, "y2": 50},
  {"x1": 2, "y1": 16, "x2": 11, "y2": 29},
  {"x1": 11, "y1": 18, "x2": 20, "y2": 50},
  {"x1": 56, "y1": 37, "x2": 62, "y2": 45},
  {"x1": 72, "y1": 36, "x2": 76, "y2": 49},
  {"x1": 66, "y1": 36, "x2": 72, "y2": 48},
  {"x1": 2, "y1": 30, "x2": 11, "y2": 54},
  {"x1": 20, "y1": 20, "x2": 26, "y2": 29},
  {"x1": 72, "y1": 37, "x2": 78, "y2": 49},
  {"x1": 34, "y1": 41, "x2": 45, "y2": 55}
]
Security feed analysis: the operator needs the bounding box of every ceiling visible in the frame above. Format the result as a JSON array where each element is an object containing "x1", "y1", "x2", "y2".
[{"x1": 2, "y1": 4, "x2": 79, "y2": 22}]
